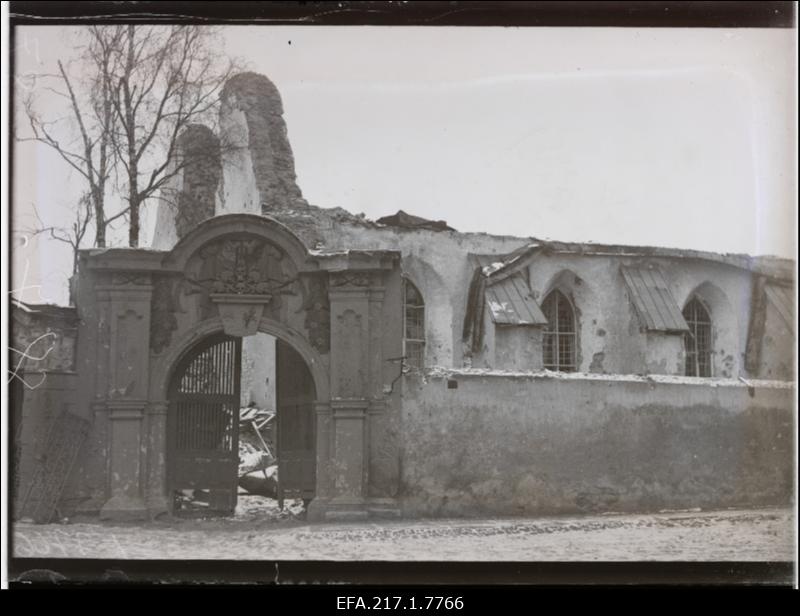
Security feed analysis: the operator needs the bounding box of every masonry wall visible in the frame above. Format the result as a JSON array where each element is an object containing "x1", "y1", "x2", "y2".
[
  {"x1": 241, "y1": 333, "x2": 277, "y2": 409},
  {"x1": 148, "y1": 69, "x2": 793, "y2": 380},
  {"x1": 398, "y1": 371, "x2": 794, "y2": 517},
  {"x1": 69, "y1": 266, "x2": 112, "y2": 513},
  {"x1": 289, "y1": 218, "x2": 791, "y2": 381},
  {"x1": 309, "y1": 221, "x2": 526, "y2": 369},
  {"x1": 522, "y1": 254, "x2": 761, "y2": 378},
  {"x1": 13, "y1": 373, "x2": 81, "y2": 518},
  {"x1": 758, "y1": 299, "x2": 795, "y2": 381},
  {"x1": 11, "y1": 305, "x2": 82, "y2": 517}
]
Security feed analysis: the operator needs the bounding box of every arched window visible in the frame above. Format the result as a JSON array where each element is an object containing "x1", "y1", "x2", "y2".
[
  {"x1": 542, "y1": 289, "x2": 577, "y2": 372},
  {"x1": 683, "y1": 297, "x2": 712, "y2": 377},
  {"x1": 403, "y1": 278, "x2": 425, "y2": 371}
]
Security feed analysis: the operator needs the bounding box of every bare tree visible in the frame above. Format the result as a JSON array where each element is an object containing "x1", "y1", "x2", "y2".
[
  {"x1": 20, "y1": 25, "x2": 238, "y2": 249},
  {"x1": 20, "y1": 28, "x2": 125, "y2": 248},
  {"x1": 106, "y1": 25, "x2": 236, "y2": 247},
  {"x1": 24, "y1": 194, "x2": 93, "y2": 276}
]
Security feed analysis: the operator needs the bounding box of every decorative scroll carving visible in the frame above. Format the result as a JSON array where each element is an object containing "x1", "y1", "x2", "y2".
[
  {"x1": 298, "y1": 273, "x2": 330, "y2": 353},
  {"x1": 183, "y1": 234, "x2": 301, "y2": 336},
  {"x1": 186, "y1": 236, "x2": 298, "y2": 298},
  {"x1": 183, "y1": 234, "x2": 300, "y2": 324},
  {"x1": 150, "y1": 276, "x2": 179, "y2": 354},
  {"x1": 207, "y1": 239, "x2": 279, "y2": 295}
]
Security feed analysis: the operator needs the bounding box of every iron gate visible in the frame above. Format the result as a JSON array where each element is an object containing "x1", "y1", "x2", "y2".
[
  {"x1": 276, "y1": 338, "x2": 316, "y2": 506},
  {"x1": 167, "y1": 334, "x2": 242, "y2": 515}
]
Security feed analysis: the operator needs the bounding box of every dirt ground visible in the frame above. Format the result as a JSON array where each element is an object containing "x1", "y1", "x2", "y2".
[{"x1": 12, "y1": 500, "x2": 795, "y2": 562}]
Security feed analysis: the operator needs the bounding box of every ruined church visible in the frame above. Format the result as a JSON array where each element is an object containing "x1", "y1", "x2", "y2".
[{"x1": 12, "y1": 73, "x2": 794, "y2": 522}]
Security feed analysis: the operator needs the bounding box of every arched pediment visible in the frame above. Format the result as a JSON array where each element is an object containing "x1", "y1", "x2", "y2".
[
  {"x1": 162, "y1": 213, "x2": 316, "y2": 273},
  {"x1": 155, "y1": 214, "x2": 324, "y2": 339}
]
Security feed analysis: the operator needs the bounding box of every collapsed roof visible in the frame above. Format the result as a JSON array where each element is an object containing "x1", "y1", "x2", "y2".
[
  {"x1": 376, "y1": 210, "x2": 455, "y2": 232},
  {"x1": 462, "y1": 239, "x2": 795, "y2": 356}
]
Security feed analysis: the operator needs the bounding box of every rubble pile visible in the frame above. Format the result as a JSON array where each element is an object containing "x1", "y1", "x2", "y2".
[{"x1": 238, "y1": 406, "x2": 278, "y2": 499}]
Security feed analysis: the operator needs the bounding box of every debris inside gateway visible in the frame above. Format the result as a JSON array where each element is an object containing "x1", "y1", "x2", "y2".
[{"x1": 173, "y1": 405, "x2": 307, "y2": 518}]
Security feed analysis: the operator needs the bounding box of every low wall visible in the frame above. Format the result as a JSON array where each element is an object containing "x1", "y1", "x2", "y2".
[
  {"x1": 13, "y1": 370, "x2": 80, "y2": 518},
  {"x1": 399, "y1": 370, "x2": 794, "y2": 517}
]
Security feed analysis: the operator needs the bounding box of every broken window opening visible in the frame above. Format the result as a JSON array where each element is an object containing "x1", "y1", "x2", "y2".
[
  {"x1": 542, "y1": 289, "x2": 577, "y2": 372},
  {"x1": 683, "y1": 297, "x2": 712, "y2": 377},
  {"x1": 403, "y1": 277, "x2": 426, "y2": 372}
]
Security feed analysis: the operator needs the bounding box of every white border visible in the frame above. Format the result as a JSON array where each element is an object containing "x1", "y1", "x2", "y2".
[{"x1": 2, "y1": 0, "x2": 12, "y2": 592}]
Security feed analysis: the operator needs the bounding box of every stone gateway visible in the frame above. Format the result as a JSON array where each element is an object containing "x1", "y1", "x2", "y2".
[{"x1": 11, "y1": 73, "x2": 794, "y2": 523}]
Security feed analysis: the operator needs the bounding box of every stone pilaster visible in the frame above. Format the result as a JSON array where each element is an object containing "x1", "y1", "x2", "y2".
[
  {"x1": 74, "y1": 400, "x2": 111, "y2": 514},
  {"x1": 307, "y1": 400, "x2": 333, "y2": 522},
  {"x1": 327, "y1": 399, "x2": 370, "y2": 520},
  {"x1": 96, "y1": 275, "x2": 153, "y2": 521},
  {"x1": 368, "y1": 285, "x2": 386, "y2": 398},
  {"x1": 324, "y1": 271, "x2": 372, "y2": 519},
  {"x1": 145, "y1": 400, "x2": 169, "y2": 516},
  {"x1": 99, "y1": 400, "x2": 148, "y2": 520}
]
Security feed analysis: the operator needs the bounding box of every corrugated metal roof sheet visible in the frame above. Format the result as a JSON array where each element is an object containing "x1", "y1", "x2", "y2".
[
  {"x1": 765, "y1": 283, "x2": 794, "y2": 332},
  {"x1": 485, "y1": 274, "x2": 548, "y2": 326},
  {"x1": 620, "y1": 265, "x2": 689, "y2": 332}
]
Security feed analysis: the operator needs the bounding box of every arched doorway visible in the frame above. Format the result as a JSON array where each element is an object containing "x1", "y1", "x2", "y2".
[{"x1": 166, "y1": 331, "x2": 317, "y2": 516}]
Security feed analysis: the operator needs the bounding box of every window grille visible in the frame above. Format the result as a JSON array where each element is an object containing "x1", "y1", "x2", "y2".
[
  {"x1": 403, "y1": 278, "x2": 425, "y2": 371},
  {"x1": 683, "y1": 297, "x2": 712, "y2": 377},
  {"x1": 542, "y1": 289, "x2": 577, "y2": 372}
]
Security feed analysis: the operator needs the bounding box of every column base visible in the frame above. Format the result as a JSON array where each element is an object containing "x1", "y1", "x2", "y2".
[
  {"x1": 324, "y1": 497, "x2": 370, "y2": 522},
  {"x1": 99, "y1": 495, "x2": 148, "y2": 521},
  {"x1": 306, "y1": 497, "x2": 330, "y2": 522},
  {"x1": 366, "y1": 497, "x2": 402, "y2": 520}
]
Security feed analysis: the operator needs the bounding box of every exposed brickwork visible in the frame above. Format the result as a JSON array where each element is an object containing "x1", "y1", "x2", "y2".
[
  {"x1": 174, "y1": 125, "x2": 221, "y2": 239},
  {"x1": 220, "y1": 72, "x2": 305, "y2": 212}
]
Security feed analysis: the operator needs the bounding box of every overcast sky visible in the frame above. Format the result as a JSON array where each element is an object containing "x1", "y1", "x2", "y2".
[{"x1": 11, "y1": 25, "x2": 796, "y2": 306}]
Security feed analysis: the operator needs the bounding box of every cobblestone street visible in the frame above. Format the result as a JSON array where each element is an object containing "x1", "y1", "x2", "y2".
[{"x1": 12, "y1": 506, "x2": 794, "y2": 562}]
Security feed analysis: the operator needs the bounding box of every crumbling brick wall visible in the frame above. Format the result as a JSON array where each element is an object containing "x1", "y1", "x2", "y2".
[
  {"x1": 174, "y1": 124, "x2": 221, "y2": 239},
  {"x1": 220, "y1": 72, "x2": 305, "y2": 213}
]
